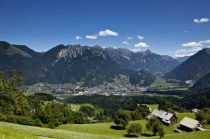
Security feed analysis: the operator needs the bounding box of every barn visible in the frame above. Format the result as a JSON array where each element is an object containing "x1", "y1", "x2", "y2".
[
  {"x1": 146, "y1": 109, "x2": 177, "y2": 125},
  {"x1": 179, "y1": 117, "x2": 204, "y2": 132}
]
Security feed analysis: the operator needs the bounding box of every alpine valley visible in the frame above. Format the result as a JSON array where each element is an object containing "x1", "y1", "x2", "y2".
[{"x1": 0, "y1": 41, "x2": 180, "y2": 86}]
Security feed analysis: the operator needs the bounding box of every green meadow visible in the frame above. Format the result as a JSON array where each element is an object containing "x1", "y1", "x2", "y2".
[{"x1": 0, "y1": 112, "x2": 210, "y2": 139}]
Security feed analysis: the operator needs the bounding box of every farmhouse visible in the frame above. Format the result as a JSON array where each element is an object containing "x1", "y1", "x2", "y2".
[
  {"x1": 146, "y1": 109, "x2": 177, "y2": 125},
  {"x1": 179, "y1": 117, "x2": 204, "y2": 132}
]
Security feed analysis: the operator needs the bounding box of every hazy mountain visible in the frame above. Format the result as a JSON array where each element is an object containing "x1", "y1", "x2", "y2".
[
  {"x1": 167, "y1": 48, "x2": 210, "y2": 81},
  {"x1": 175, "y1": 56, "x2": 190, "y2": 63},
  {"x1": 181, "y1": 89, "x2": 210, "y2": 109},
  {"x1": 105, "y1": 48, "x2": 179, "y2": 73},
  {"x1": 190, "y1": 72, "x2": 210, "y2": 93},
  {"x1": 0, "y1": 41, "x2": 46, "y2": 84}
]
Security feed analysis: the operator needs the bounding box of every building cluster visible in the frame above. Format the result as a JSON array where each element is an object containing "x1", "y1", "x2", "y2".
[
  {"x1": 26, "y1": 82, "x2": 149, "y2": 98},
  {"x1": 147, "y1": 109, "x2": 205, "y2": 132}
]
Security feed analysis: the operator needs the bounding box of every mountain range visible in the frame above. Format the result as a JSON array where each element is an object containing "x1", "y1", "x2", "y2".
[
  {"x1": 105, "y1": 48, "x2": 179, "y2": 73},
  {"x1": 1, "y1": 40, "x2": 209, "y2": 87}
]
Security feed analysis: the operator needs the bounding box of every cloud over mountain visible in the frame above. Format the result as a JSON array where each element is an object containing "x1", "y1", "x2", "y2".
[{"x1": 134, "y1": 42, "x2": 149, "y2": 48}]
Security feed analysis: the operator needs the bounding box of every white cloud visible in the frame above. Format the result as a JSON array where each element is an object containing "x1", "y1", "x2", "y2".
[
  {"x1": 122, "y1": 41, "x2": 129, "y2": 45},
  {"x1": 199, "y1": 39, "x2": 210, "y2": 44},
  {"x1": 86, "y1": 35, "x2": 98, "y2": 39},
  {"x1": 184, "y1": 30, "x2": 189, "y2": 33},
  {"x1": 98, "y1": 29, "x2": 118, "y2": 37},
  {"x1": 176, "y1": 39, "x2": 210, "y2": 57},
  {"x1": 181, "y1": 39, "x2": 210, "y2": 47},
  {"x1": 137, "y1": 35, "x2": 144, "y2": 40},
  {"x1": 75, "y1": 36, "x2": 82, "y2": 40},
  {"x1": 127, "y1": 37, "x2": 133, "y2": 41},
  {"x1": 193, "y1": 17, "x2": 209, "y2": 23},
  {"x1": 175, "y1": 47, "x2": 202, "y2": 57},
  {"x1": 181, "y1": 41, "x2": 203, "y2": 47},
  {"x1": 134, "y1": 42, "x2": 149, "y2": 48}
]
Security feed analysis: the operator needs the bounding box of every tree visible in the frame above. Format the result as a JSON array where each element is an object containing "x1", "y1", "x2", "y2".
[
  {"x1": 130, "y1": 105, "x2": 151, "y2": 120},
  {"x1": 146, "y1": 118, "x2": 161, "y2": 136},
  {"x1": 196, "y1": 108, "x2": 210, "y2": 124},
  {"x1": 73, "y1": 111, "x2": 89, "y2": 124},
  {"x1": 79, "y1": 105, "x2": 95, "y2": 117},
  {"x1": 158, "y1": 99, "x2": 173, "y2": 112},
  {"x1": 127, "y1": 123, "x2": 142, "y2": 137},
  {"x1": 0, "y1": 69, "x2": 26, "y2": 115},
  {"x1": 15, "y1": 93, "x2": 31, "y2": 116},
  {"x1": 158, "y1": 125, "x2": 165, "y2": 139},
  {"x1": 114, "y1": 110, "x2": 129, "y2": 129}
]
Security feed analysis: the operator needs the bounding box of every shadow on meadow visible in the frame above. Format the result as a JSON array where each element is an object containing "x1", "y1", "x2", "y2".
[
  {"x1": 141, "y1": 133, "x2": 154, "y2": 137},
  {"x1": 123, "y1": 134, "x2": 138, "y2": 138},
  {"x1": 123, "y1": 133, "x2": 154, "y2": 138},
  {"x1": 110, "y1": 125, "x2": 125, "y2": 130}
]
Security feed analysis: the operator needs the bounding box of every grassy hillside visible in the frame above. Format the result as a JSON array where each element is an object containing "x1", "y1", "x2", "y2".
[
  {"x1": 57, "y1": 119, "x2": 177, "y2": 137},
  {"x1": 70, "y1": 104, "x2": 93, "y2": 111},
  {"x1": 147, "y1": 104, "x2": 159, "y2": 111},
  {"x1": 0, "y1": 113, "x2": 210, "y2": 139},
  {"x1": 176, "y1": 113, "x2": 196, "y2": 123},
  {"x1": 0, "y1": 122, "x2": 114, "y2": 139}
]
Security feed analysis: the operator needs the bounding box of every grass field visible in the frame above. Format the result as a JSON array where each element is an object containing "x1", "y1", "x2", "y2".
[
  {"x1": 57, "y1": 113, "x2": 209, "y2": 139},
  {"x1": 0, "y1": 122, "x2": 116, "y2": 139},
  {"x1": 147, "y1": 104, "x2": 159, "y2": 111},
  {"x1": 57, "y1": 119, "x2": 177, "y2": 137},
  {"x1": 176, "y1": 113, "x2": 196, "y2": 123},
  {"x1": 0, "y1": 112, "x2": 210, "y2": 139},
  {"x1": 70, "y1": 103, "x2": 93, "y2": 111}
]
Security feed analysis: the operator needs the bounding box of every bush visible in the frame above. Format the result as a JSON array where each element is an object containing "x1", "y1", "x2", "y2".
[
  {"x1": 73, "y1": 112, "x2": 90, "y2": 124},
  {"x1": 0, "y1": 114, "x2": 43, "y2": 127},
  {"x1": 47, "y1": 119, "x2": 61, "y2": 129},
  {"x1": 196, "y1": 108, "x2": 210, "y2": 124},
  {"x1": 127, "y1": 123, "x2": 142, "y2": 137},
  {"x1": 79, "y1": 105, "x2": 95, "y2": 117},
  {"x1": 33, "y1": 118, "x2": 43, "y2": 127}
]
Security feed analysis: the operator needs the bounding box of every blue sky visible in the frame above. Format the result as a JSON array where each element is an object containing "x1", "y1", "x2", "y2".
[{"x1": 0, "y1": 0, "x2": 210, "y2": 57}]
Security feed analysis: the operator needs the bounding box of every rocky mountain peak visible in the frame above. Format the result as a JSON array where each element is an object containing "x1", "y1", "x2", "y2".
[{"x1": 57, "y1": 45, "x2": 84, "y2": 61}]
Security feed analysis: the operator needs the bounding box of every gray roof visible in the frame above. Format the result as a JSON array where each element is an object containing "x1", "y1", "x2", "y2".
[
  {"x1": 150, "y1": 109, "x2": 174, "y2": 120},
  {"x1": 180, "y1": 117, "x2": 201, "y2": 129}
]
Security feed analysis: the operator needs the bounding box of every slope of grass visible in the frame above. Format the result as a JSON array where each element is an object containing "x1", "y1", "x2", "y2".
[
  {"x1": 58, "y1": 122, "x2": 126, "y2": 137},
  {"x1": 57, "y1": 119, "x2": 177, "y2": 137},
  {"x1": 176, "y1": 113, "x2": 196, "y2": 123},
  {"x1": 0, "y1": 122, "x2": 117, "y2": 139},
  {"x1": 70, "y1": 103, "x2": 93, "y2": 111},
  {"x1": 0, "y1": 112, "x2": 209, "y2": 139},
  {"x1": 57, "y1": 113, "x2": 201, "y2": 138},
  {"x1": 147, "y1": 104, "x2": 159, "y2": 111}
]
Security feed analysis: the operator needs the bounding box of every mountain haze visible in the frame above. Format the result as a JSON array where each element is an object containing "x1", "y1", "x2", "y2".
[
  {"x1": 167, "y1": 48, "x2": 210, "y2": 81},
  {"x1": 190, "y1": 72, "x2": 210, "y2": 93},
  {"x1": 105, "y1": 48, "x2": 179, "y2": 73}
]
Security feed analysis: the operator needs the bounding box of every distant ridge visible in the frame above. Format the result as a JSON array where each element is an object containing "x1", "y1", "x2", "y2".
[
  {"x1": 0, "y1": 41, "x2": 179, "y2": 86},
  {"x1": 167, "y1": 48, "x2": 210, "y2": 81}
]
